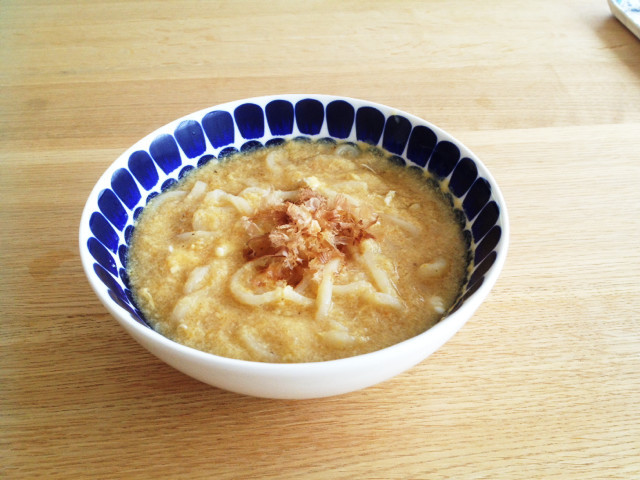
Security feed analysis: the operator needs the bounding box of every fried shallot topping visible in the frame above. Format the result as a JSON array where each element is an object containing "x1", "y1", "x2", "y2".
[{"x1": 243, "y1": 188, "x2": 378, "y2": 287}]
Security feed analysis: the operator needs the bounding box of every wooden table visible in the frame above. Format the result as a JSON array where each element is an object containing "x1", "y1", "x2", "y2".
[{"x1": 3, "y1": 1, "x2": 639, "y2": 478}]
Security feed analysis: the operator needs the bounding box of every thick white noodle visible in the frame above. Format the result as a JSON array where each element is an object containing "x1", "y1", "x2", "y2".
[
  {"x1": 242, "y1": 187, "x2": 297, "y2": 206},
  {"x1": 430, "y1": 295, "x2": 445, "y2": 314},
  {"x1": 322, "y1": 321, "x2": 357, "y2": 346},
  {"x1": 418, "y1": 258, "x2": 448, "y2": 278},
  {"x1": 302, "y1": 177, "x2": 362, "y2": 206},
  {"x1": 184, "y1": 265, "x2": 210, "y2": 294},
  {"x1": 370, "y1": 291, "x2": 404, "y2": 309},
  {"x1": 332, "y1": 280, "x2": 372, "y2": 294},
  {"x1": 171, "y1": 289, "x2": 207, "y2": 322},
  {"x1": 238, "y1": 186, "x2": 271, "y2": 208},
  {"x1": 205, "y1": 189, "x2": 253, "y2": 215},
  {"x1": 332, "y1": 280, "x2": 403, "y2": 309},
  {"x1": 230, "y1": 259, "x2": 313, "y2": 307},
  {"x1": 294, "y1": 272, "x2": 313, "y2": 294},
  {"x1": 332, "y1": 180, "x2": 369, "y2": 192},
  {"x1": 265, "y1": 149, "x2": 287, "y2": 173},
  {"x1": 327, "y1": 188, "x2": 361, "y2": 207},
  {"x1": 238, "y1": 186, "x2": 269, "y2": 197},
  {"x1": 271, "y1": 190, "x2": 298, "y2": 201},
  {"x1": 379, "y1": 212, "x2": 421, "y2": 235},
  {"x1": 315, "y1": 259, "x2": 340, "y2": 319},
  {"x1": 239, "y1": 327, "x2": 278, "y2": 362},
  {"x1": 361, "y1": 251, "x2": 395, "y2": 296},
  {"x1": 214, "y1": 243, "x2": 230, "y2": 257},
  {"x1": 138, "y1": 287, "x2": 155, "y2": 310},
  {"x1": 282, "y1": 286, "x2": 315, "y2": 305},
  {"x1": 343, "y1": 240, "x2": 403, "y2": 308},
  {"x1": 384, "y1": 190, "x2": 396, "y2": 206},
  {"x1": 184, "y1": 180, "x2": 208, "y2": 204}
]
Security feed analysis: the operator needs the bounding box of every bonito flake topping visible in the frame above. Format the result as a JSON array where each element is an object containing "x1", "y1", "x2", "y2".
[{"x1": 243, "y1": 188, "x2": 378, "y2": 287}]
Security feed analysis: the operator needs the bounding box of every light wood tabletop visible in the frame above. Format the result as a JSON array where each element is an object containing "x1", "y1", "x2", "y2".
[{"x1": 2, "y1": 1, "x2": 639, "y2": 478}]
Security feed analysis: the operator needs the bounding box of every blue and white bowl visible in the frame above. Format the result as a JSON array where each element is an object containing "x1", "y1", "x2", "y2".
[{"x1": 79, "y1": 95, "x2": 509, "y2": 399}]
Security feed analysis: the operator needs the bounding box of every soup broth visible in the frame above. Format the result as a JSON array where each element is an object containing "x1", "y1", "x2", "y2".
[{"x1": 127, "y1": 140, "x2": 469, "y2": 362}]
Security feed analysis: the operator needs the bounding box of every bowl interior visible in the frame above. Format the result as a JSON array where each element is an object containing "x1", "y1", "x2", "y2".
[{"x1": 80, "y1": 95, "x2": 507, "y2": 349}]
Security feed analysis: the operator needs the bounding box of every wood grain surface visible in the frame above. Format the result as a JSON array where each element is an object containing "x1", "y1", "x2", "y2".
[{"x1": 2, "y1": 1, "x2": 639, "y2": 478}]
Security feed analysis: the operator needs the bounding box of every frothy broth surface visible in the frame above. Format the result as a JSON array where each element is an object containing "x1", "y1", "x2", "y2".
[{"x1": 128, "y1": 140, "x2": 469, "y2": 362}]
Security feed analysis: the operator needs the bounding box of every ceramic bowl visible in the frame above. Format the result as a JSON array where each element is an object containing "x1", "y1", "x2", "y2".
[{"x1": 79, "y1": 94, "x2": 509, "y2": 399}]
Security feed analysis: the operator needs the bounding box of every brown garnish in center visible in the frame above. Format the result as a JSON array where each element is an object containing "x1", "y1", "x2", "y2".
[{"x1": 243, "y1": 188, "x2": 378, "y2": 287}]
